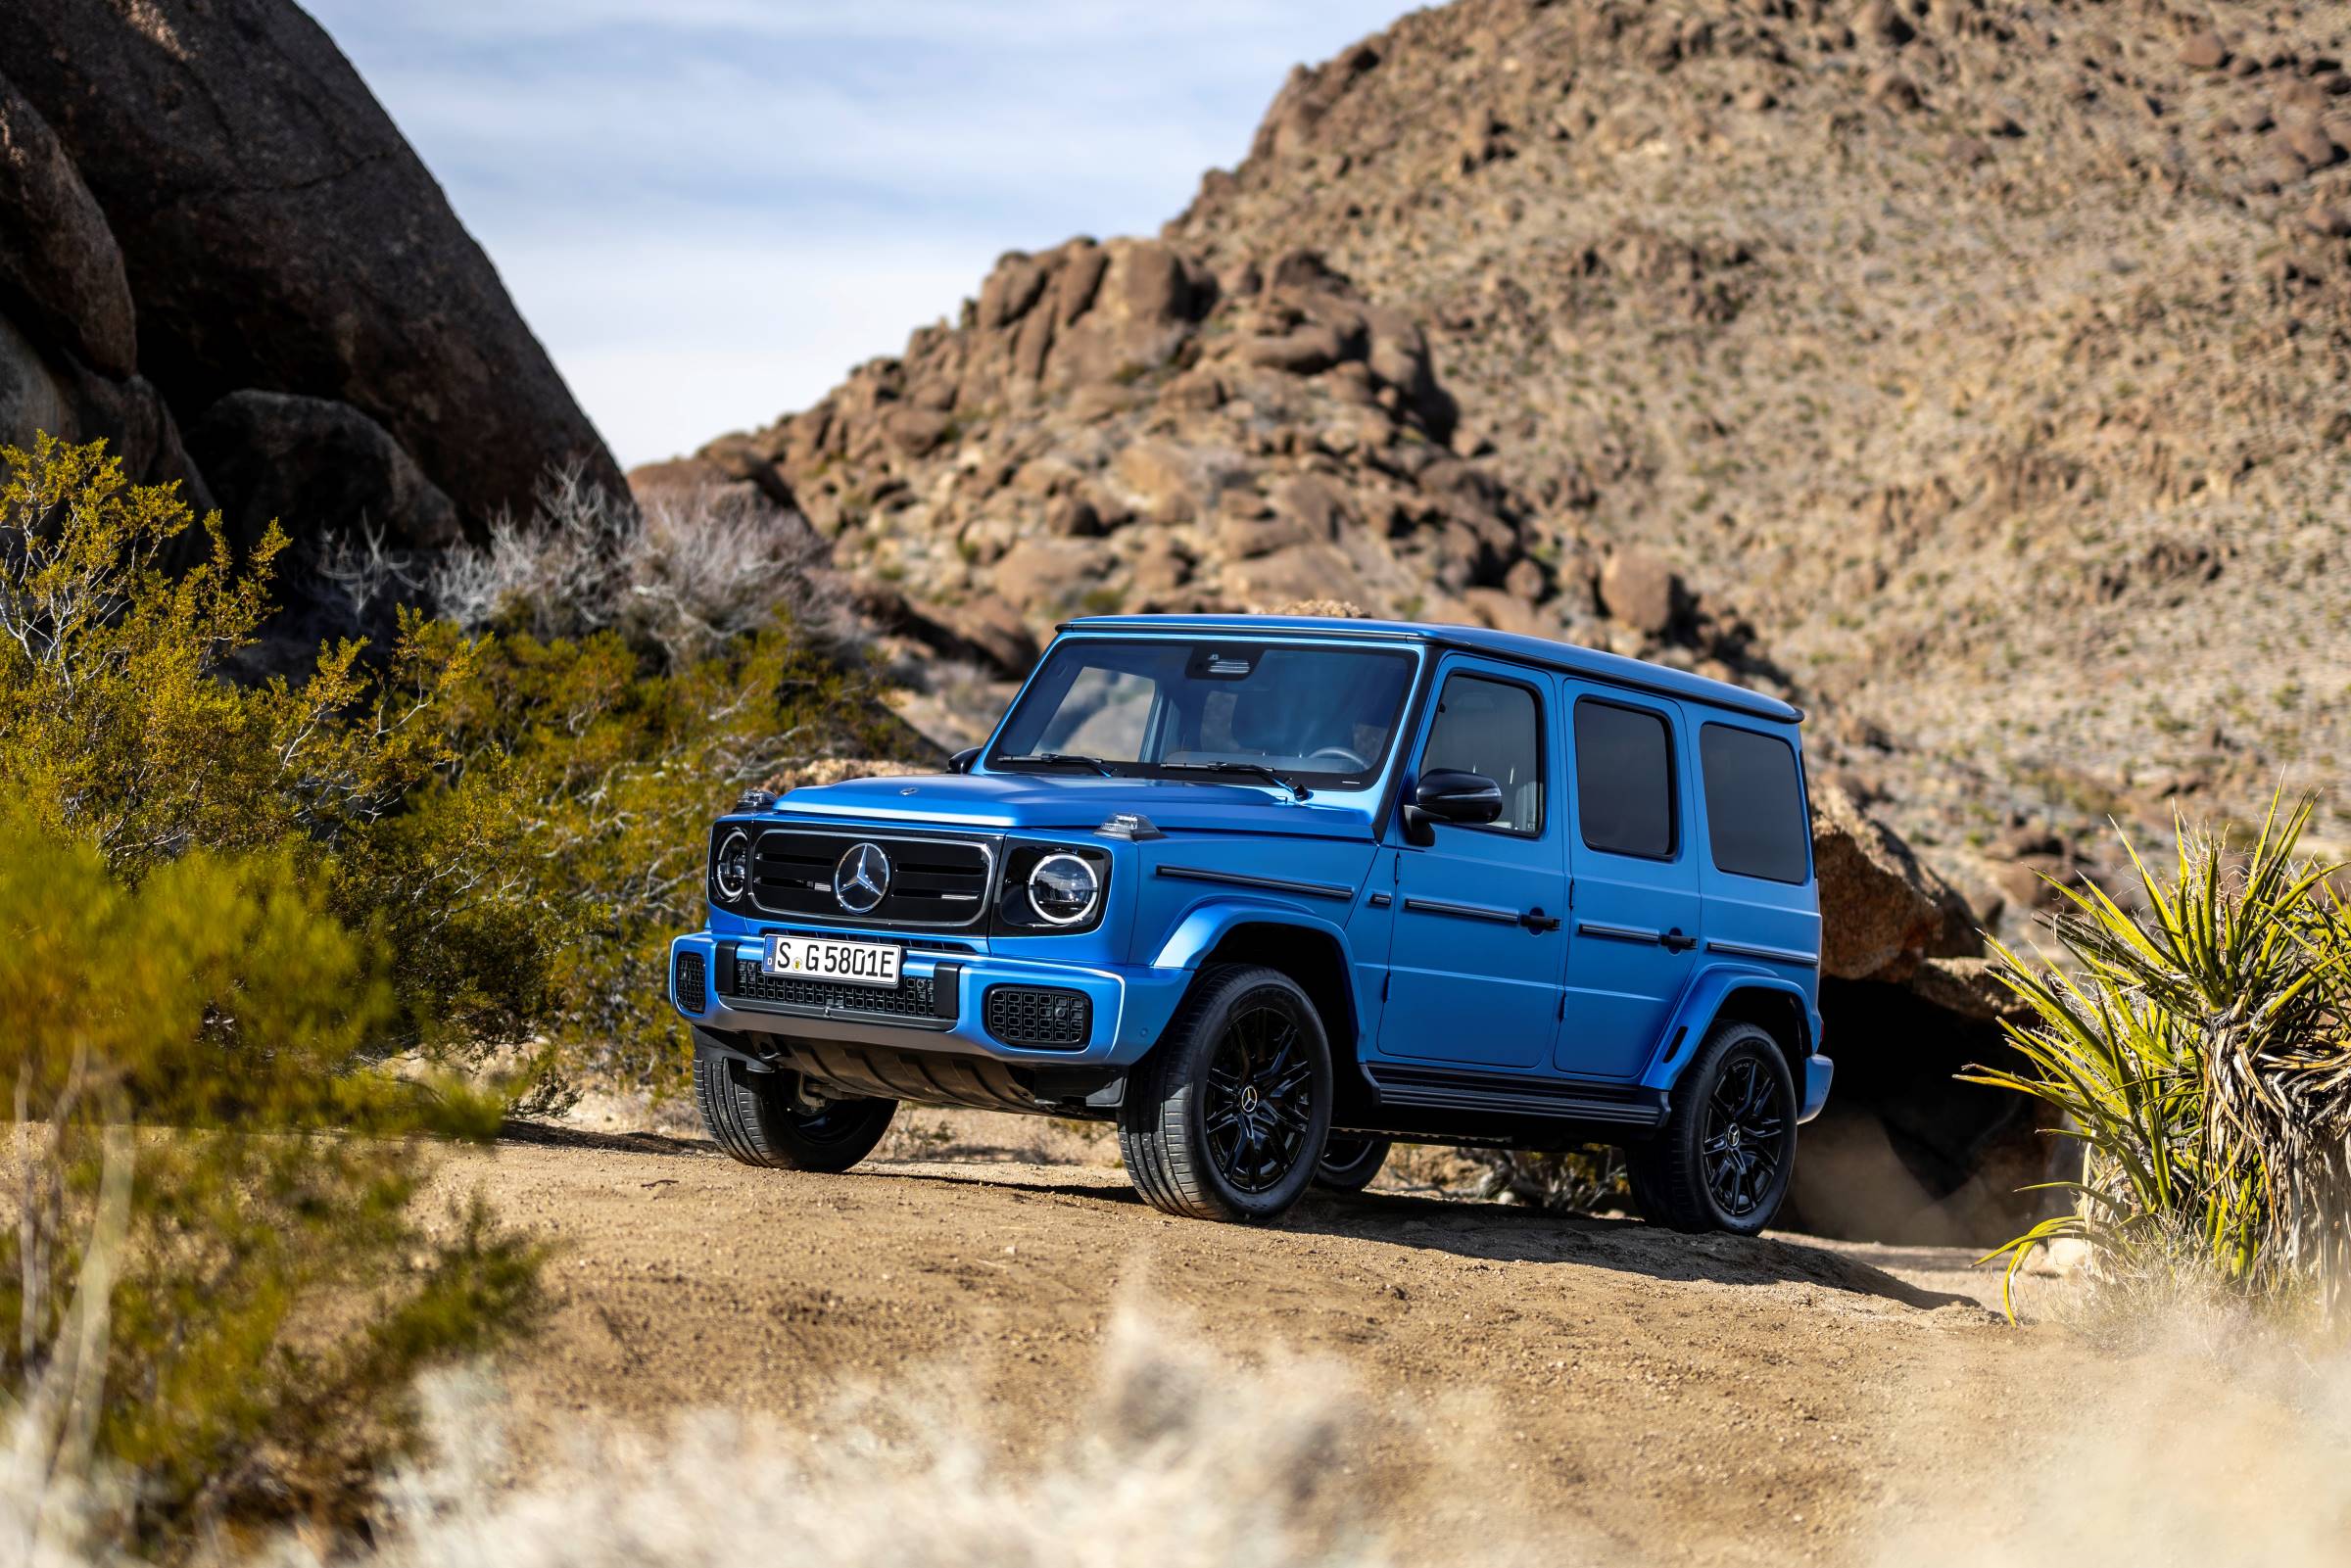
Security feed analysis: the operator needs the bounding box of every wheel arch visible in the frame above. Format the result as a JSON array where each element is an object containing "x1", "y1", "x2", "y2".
[
  {"x1": 1643, "y1": 967, "x2": 1816, "y2": 1095},
  {"x1": 1149, "y1": 904, "x2": 1364, "y2": 1063}
]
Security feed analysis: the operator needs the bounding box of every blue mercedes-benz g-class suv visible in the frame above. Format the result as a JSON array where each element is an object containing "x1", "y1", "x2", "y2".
[{"x1": 670, "y1": 614, "x2": 1828, "y2": 1232}]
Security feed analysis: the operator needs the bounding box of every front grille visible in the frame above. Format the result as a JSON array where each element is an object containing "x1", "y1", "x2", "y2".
[
  {"x1": 723, "y1": 956, "x2": 947, "y2": 1020},
  {"x1": 673, "y1": 950, "x2": 707, "y2": 1014},
  {"x1": 750, "y1": 830, "x2": 993, "y2": 927},
  {"x1": 984, "y1": 986, "x2": 1091, "y2": 1050}
]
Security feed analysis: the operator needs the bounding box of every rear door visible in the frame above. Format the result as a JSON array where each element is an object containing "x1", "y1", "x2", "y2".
[
  {"x1": 1555, "y1": 688, "x2": 1703, "y2": 1080},
  {"x1": 1376, "y1": 657, "x2": 1567, "y2": 1069}
]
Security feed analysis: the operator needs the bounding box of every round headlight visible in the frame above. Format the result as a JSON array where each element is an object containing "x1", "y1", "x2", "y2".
[
  {"x1": 1028, "y1": 852, "x2": 1100, "y2": 927},
  {"x1": 713, "y1": 829, "x2": 751, "y2": 901}
]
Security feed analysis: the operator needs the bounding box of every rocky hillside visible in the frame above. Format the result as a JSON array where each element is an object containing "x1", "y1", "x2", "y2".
[
  {"x1": 0, "y1": 0, "x2": 619, "y2": 635},
  {"x1": 662, "y1": 0, "x2": 2351, "y2": 912}
]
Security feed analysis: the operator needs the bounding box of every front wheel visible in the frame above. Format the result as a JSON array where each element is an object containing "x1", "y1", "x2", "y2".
[
  {"x1": 1119, "y1": 965, "x2": 1333, "y2": 1222},
  {"x1": 1625, "y1": 1022, "x2": 1796, "y2": 1235},
  {"x1": 693, "y1": 1040, "x2": 896, "y2": 1172}
]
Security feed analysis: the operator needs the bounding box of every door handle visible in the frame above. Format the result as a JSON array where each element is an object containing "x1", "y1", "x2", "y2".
[
  {"x1": 1660, "y1": 927, "x2": 1697, "y2": 953},
  {"x1": 1519, "y1": 908, "x2": 1561, "y2": 933}
]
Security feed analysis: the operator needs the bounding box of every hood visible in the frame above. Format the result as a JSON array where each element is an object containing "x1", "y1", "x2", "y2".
[{"x1": 757, "y1": 770, "x2": 1379, "y2": 839}]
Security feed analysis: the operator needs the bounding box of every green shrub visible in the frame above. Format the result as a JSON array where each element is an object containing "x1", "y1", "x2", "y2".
[
  {"x1": 0, "y1": 807, "x2": 541, "y2": 1554},
  {"x1": 425, "y1": 619, "x2": 922, "y2": 1090},
  {"x1": 0, "y1": 434, "x2": 554, "y2": 1069},
  {"x1": 1967, "y1": 793, "x2": 2351, "y2": 1320}
]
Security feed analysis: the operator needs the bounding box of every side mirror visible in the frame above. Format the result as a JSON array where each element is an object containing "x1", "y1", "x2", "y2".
[
  {"x1": 1402, "y1": 769, "x2": 1504, "y2": 845},
  {"x1": 948, "y1": 746, "x2": 981, "y2": 775}
]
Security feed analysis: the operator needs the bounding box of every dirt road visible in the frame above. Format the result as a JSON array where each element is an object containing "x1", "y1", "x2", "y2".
[{"x1": 428, "y1": 1125, "x2": 2084, "y2": 1565}]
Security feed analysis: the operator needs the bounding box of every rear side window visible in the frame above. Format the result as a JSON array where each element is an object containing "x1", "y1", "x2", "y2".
[
  {"x1": 1572, "y1": 699, "x2": 1675, "y2": 858},
  {"x1": 1420, "y1": 673, "x2": 1543, "y2": 834},
  {"x1": 1699, "y1": 724, "x2": 1809, "y2": 883}
]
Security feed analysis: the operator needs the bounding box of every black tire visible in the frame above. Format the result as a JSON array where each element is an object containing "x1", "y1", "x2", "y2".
[
  {"x1": 1625, "y1": 1022, "x2": 1797, "y2": 1235},
  {"x1": 693, "y1": 1042, "x2": 895, "y2": 1172},
  {"x1": 1118, "y1": 964, "x2": 1333, "y2": 1222},
  {"x1": 1313, "y1": 1134, "x2": 1393, "y2": 1193}
]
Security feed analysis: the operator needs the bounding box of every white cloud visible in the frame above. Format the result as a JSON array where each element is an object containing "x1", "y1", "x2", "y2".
[{"x1": 308, "y1": 0, "x2": 1403, "y2": 465}]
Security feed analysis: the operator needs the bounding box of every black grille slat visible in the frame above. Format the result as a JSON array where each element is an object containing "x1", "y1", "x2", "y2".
[
  {"x1": 728, "y1": 958, "x2": 946, "y2": 1021},
  {"x1": 984, "y1": 986, "x2": 1090, "y2": 1050},
  {"x1": 749, "y1": 830, "x2": 992, "y2": 927}
]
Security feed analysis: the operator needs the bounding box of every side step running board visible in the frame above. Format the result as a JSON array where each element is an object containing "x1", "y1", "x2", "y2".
[{"x1": 1363, "y1": 1064, "x2": 1668, "y2": 1128}]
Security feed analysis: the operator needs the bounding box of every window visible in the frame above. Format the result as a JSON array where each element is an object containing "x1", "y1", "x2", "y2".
[
  {"x1": 1700, "y1": 724, "x2": 1809, "y2": 883},
  {"x1": 1573, "y1": 699, "x2": 1676, "y2": 858},
  {"x1": 1420, "y1": 673, "x2": 1543, "y2": 834},
  {"x1": 989, "y1": 640, "x2": 1415, "y2": 786}
]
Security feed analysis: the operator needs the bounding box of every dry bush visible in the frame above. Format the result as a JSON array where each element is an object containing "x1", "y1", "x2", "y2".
[{"x1": 428, "y1": 467, "x2": 860, "y2": 669}]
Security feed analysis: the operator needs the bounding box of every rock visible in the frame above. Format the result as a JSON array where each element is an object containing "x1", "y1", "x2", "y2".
[
  {"x1": 1459, "y1": 586, "x2": 1547, "y2": 637},
  {"x1": 884, "y1": 405, "x2": 955, "y2": 457},
  {"x1": 1867, "y1": 71, "x2": 1924, "y2": 112},
  {"x1": 1112, "y1": 439, "x2": 1209, "y2": 524},
  {"x1": 1270, "y1": 473, "x2": 1354, "y2": 540},
  {"x1": 1811, "y1": 782, "x2": 1981, "y2": 980},
  {"x1": 1504, "y1": 556, "x2": 1547, "y2": 602},
  {"x1": 2179, "y1": 32, "x2": 2231, "y2": 71},
  {"x1": 1043, "y1": 494, "x2": 1103, "y2": 537},
  {"x1": 1907, "y1": 956, "x2": 2030, "y2": 1022},
  {"x1": 1243, "y1": 324, "x2": 1348, "y2": 375},
  {"x1": 0, "y1": 1, "x2": 622, "y2": 528},
  {"x1": 184, "y1": 390, "x2": 462, "y2": 553},
  {"x1": 2283, "y1": 119, "x2": 2345, "y2": 167},
  {"x1": 0, "y1": 309, "x2": 208, "y2": 500},
  {"x1": 1598, "y1": 548, "x2": 1684, "y2": 635},
  {"x1": 856, "y1": 583, "x2": 1039, "y2": 678},
  {"x1": 2302, "y1": 202, "x2": 2351, "y2": 238},
  {"x1": 990, "y1": 537, "x2": 1108, "y2": 615},
  {"x1": 0, "y1": 70, "x2": 137, "y2": 379},
  {"x1": 1854, "y1": 1, "x2": 1915, "y2": 48}
]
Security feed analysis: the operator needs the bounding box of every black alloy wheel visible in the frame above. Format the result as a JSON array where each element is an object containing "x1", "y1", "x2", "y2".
[
  {"x1": 1701, "y1": 1053, "x2": 1788, "y2": 1220},
  {"x1": 1202, "y1": 1003, "x2": 1318, "y2": 1194},
  {"x1": 1118, "y1": 964, "x2": 1334, "y2": 1222},
  {"x1": 1624, "y1": 1021, "x2": 1798, "y2": 1235}
]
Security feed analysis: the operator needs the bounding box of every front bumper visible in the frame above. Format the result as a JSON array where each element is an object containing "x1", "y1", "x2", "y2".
[{"x1": 667, "y1": 929, "x2": 1189, "y2": 1068}]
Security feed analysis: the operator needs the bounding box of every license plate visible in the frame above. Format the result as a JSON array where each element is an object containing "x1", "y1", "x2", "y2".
[{"x1": 761, "y1": 934, "x2": 903, "y2": 987}]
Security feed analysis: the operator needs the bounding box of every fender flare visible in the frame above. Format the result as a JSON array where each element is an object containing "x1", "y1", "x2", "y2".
[
  {"x1": 1639, "y1": 963, "x2": 1819, "y2": 1095},
  {"x1": 1147, "y1": 897, "x2": 1368, "y2": 1041}
]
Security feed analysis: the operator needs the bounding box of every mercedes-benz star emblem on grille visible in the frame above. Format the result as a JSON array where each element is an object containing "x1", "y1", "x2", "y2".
[{"x1": 832, "y1": 841, "x2": 892, "y2": 914}]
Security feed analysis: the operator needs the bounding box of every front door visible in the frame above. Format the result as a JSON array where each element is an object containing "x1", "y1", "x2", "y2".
[
  {"x1": 1555, "y1": 688, "x2": 1703, "y2": 1080},
  {"x1": 1377, "y1": 659, "x2": 1567, "y2": 1069}
]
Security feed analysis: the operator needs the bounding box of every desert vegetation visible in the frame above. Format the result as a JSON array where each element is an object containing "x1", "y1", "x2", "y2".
[
  {"x1": 1971, "y1": 794, "x2": 2351, "y2": 1322},
  {"x1": 0, "y1": 433, "x2": 923, "y2": 1555}
]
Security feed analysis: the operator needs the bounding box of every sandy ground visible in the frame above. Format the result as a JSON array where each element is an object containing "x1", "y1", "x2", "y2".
[{"x1": 422, "y1": 1117, "x2": 2097, "y2": 1566}]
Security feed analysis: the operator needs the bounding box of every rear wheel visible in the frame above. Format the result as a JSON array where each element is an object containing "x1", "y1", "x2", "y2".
[
  {"x1": 693, "y1": 1040, "x2": 896, "y2": 1172},
  {"x1": 1313, "y1": 1134, "x2": 1392, "y2": 1193},
  {"x1": 1625, "y1": 1022, "x2": 1796, "y2": 1235},
  {"x1": 1118, "y1": 965, "x2": 1332, "y2": 1222}
]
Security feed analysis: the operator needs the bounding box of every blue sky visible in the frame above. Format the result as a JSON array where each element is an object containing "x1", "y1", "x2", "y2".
[{"x1": 307, "y1": 2, "x2": 1404, "y2": 467}]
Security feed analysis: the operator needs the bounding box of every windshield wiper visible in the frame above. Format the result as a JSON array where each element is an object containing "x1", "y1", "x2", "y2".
[
  {"x1": 995, "y1": 751, "x2": 1118, "y2": 777},
  {"x1": 1159, "y1": 760, "x2": 1312, "y2": 800}
]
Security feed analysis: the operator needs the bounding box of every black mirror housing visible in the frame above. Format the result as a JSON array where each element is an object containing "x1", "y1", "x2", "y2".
[
  {"x1": 1401, "y1": 768, "x2": 1504, "y2": 844},
  {"x1": 948, "y1": 746, "x2": 981, "y2": 775}
]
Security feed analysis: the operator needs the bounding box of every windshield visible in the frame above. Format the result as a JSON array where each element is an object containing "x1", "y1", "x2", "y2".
[{"x1": 988, "y1": 639, "x2": 1418, "y2": 789}]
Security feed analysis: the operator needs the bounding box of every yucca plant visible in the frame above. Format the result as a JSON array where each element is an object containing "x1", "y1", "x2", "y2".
[{"x1": 1965, "y1": 792, "x2": 2351, "y2": 1321}]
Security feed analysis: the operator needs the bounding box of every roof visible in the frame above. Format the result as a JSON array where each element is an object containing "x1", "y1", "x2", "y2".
[{"x1": 1056, "y1": 614, "x2": 1804, "y2": 725}]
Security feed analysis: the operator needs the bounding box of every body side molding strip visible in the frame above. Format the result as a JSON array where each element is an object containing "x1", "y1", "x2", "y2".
[
  {"x1": 1704, "y1": 937, "x2": 1822, "y2": 969},
  {"x1": 1154, "y1": 865, "x2": 1355, "y2": 902},
  {"x1": 1402, "y1": 895, "x2": 1521, "y2": 926},
  {"x1": 1576, "y1": 921, "x2": 1662, "y2": 945}
]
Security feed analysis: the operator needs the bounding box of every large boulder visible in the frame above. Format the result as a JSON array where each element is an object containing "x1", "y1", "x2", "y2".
[
  {"x1": 1811, "y1": 781, "x2": 1979, "y2": 980},
  {"x1": 0, "y1": 309, "x2": 209, "y2": 502},
  {"x1": 0, "y1": 68, "x2": 136, "y2": 380},
  {"x1": 0, "y1": 0, "x2": 620, "y2": 529},
  {"x1": 185, "y1": 391, "x2": 462, "y2": 554}
]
